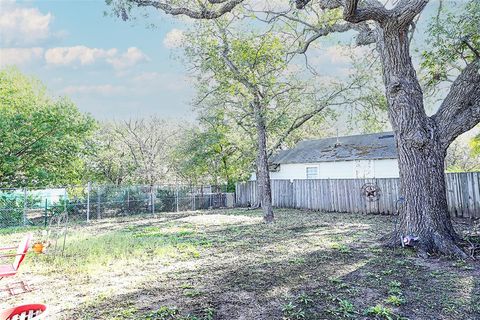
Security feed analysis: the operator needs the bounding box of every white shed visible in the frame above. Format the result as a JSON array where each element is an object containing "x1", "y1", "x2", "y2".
[{"x1": 254, "y1": 132, "x2": 399, "y2": 180}]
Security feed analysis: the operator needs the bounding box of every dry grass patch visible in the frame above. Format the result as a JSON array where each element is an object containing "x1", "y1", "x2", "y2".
[{"x1": 0, "y1": 209, "x2": 478, "y2": 320}]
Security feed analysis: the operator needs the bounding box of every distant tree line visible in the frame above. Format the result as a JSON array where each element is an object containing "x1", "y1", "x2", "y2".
[{"x1": 1, "y1": 62, "x2": 479, "y2": 190}]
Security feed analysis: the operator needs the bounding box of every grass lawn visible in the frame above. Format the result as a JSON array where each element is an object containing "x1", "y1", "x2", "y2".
[{"x1": 0, "y1": 209, "x2": 479, "y2": 319}]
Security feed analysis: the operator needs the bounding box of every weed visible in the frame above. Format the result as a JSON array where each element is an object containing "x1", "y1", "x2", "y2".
[
  {"x1": 111, "y1": 307, "x2": 138, "y2": 319},
  {"x1": 381, "y1": 269, "x2": 393, "y2": 276},
  {"x1": 145, "y1": 306, "x2": 179, "y2": 320},
  {"x1": 202, "y1": 307, "x2": 215, "y2": 320},
  {"x1": 385, "y1": 295, "x2": 405, "y2": 306},
  {"x1": 331, "y1": 243, "x2": 351, "y2": 253},
  {"x1": 335, "y1": 299, "x2": 356, "y2": 318},
  {"x1": 429, "y1": 270, "x2": 442, "y2": 277},
  {"x1": 297, "y1": 292, "x2": 313, "y2": 306},
  {"x1": 364, "y1": 305, "x2": 400, "y2": 320},
  {"x1": 328, "y1": 277, "x2": 343, "y2": 284},
  {"x1": 282, "y1": 302, "x2": 296, "y2": 314},
  {"x1": 388, "y1": 280, "x2": 402, "y2": 296},
  {"x1": 183, "y1": 289, "x2": 202, "y2": 298},
  {"x1": 179, "y1": 284, "x2": 194, "y2": 289},
  {"x1": 282, "y1": 302, "x2": 306, "y2": 320}
]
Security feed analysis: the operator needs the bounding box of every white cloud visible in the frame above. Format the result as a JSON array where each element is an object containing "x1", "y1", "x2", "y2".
[
  {"x1": 45, "y1": 46, "x2": 117, "y2": 66},
  {"x1": 61, "y1": 84, "x2": 126, "y2": 96},
  {"x1": 0, "y1": 2, "x2": 52, "y2": 45},
  {"x1": 106, "y1": 47, "x2": 149, "y2": 70},
  {"x1": 0, "y1": 47, "x2": 44, "y2": 67},
  {"x1": 0, "y1": 45, "x2": 148, "y2": 70},
  {"x1": 45, "y1": 46, "x2": 149, "y2": 70},
  {"x1": 163, "y1": 29, "x2": 185, "y2": 49},
  {"x1": 45, "y1": 46, "x2": 148, "y2": 70}
]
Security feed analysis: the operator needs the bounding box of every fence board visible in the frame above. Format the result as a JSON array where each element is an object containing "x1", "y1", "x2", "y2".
[{"x1": 236, "y1": 172, "x2": 480, "y2": 219}]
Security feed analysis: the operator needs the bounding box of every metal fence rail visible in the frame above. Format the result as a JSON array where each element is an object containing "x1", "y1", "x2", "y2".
[
  {"x1": 236, "y1": 172, "x2": 480, "y2": 219},
  {"x1": 0, "y1": 184, "x2": 234, "y2": 228}
]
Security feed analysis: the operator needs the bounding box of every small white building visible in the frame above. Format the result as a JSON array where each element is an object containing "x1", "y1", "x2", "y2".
[{"x1": 258, "y1": 132, "x2": 400, "y2": 180}]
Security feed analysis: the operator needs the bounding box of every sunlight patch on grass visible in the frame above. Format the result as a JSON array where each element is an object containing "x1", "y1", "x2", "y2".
[
  {"x1": 25, "y1": 224, "x2": 210, "y2": 276},
  {"x1": 177, "y1": 214, "x2": 262, "y2": 226}
]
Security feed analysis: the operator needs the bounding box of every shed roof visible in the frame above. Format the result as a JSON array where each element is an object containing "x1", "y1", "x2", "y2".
[{"x1": 271, "y1": 132, "x2": 397, "y2": 164}]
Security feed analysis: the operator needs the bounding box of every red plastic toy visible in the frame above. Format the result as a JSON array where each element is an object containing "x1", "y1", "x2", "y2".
[
  {"x1": 0, "y1": 304, "x2": 47, "y2": 320},
  {"x1": 0, "y1": 234, "x2": 32, "y2": 280}
]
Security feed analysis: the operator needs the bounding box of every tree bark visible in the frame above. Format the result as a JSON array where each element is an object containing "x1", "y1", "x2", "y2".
[
  {"x1": 392, "y1": 134, "x2": 465, "y2": 256},
  {"x1": 376, "y1": 21, "x2": 466, "y2": 257},
  {"x1": 252, "y1": 100, "x2": 274, "y2": 223}
]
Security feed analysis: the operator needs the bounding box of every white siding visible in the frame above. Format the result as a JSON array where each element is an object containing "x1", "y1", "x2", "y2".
[
  {"x1": 264, "y1": 159, "x2": 399, "y2": 180},
  {"x1": 372, "y1": 159, "x2": 399, "y2": 178}
]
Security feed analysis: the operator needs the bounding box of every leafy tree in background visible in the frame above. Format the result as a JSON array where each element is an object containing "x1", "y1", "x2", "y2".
[
  {"x1": 447, "y1": 136, "x2": 480, "y2": 172},
  {"x1": 180, "y1": 20, "x2": 345, "y2": 221},
  {"x1": 345, "y1": 51, "x2": 389, "y2": 133},
  {"x1": 172, "y1": 109, "x2": 251, "y2": 190},
  {"x1": 86, "y1": 117, "x2": 181, "y2": 186},
  {"x1": 83, "y1": 123, "x2": 137, "y2": 185},
  {"x1": 184, "y1": 23, "x2": 288, "y2": 222},
  {"x1": 0, "y1": 67, "x2": 96, "y2": 187},
  {"x1": 421, "y1": 0, "x2": 479, "y2": 89}
]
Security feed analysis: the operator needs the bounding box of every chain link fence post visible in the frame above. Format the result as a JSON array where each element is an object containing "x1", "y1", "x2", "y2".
[
  {"x1": 175, "y1": 183, "x2": 179, "y2": 212},
  {"x1": 44, "y1": 198, "x2": 48, "y2": 227},
  {"x1": 23, "y1": 187, "x2": 27, "y2": 226},
  {"x1": 97, "y1": 185, "x2": 101, "y2": 220},
  {"x1": 151, "y1": 185, "x2": 155, "y2": 215},
  {"x1": 209, "y1": 186, "x2": 212, "y2": 208},
  {"x1": 86, "y1": 181, "x2": 91, "y2": 223},
  {"x1": 126, "y1": 186, "x2": 130, "y2": 216}
]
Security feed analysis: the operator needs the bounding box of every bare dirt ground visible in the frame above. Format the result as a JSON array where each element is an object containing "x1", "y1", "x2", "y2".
[{"x1": 0, "y1": 209, "x2": 479, "y2": 320}]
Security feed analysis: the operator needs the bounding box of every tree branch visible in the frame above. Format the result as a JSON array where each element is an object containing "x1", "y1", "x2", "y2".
[
  {"x1": 434, "y1": 60, "x2": 480, "y2": 146},
  {"x1": 296, "y1": 22, "x2": 355, "y2": 54},
  {"x1": 343, "y1": 0, "x2": 390, "y2": 24},
  {"x1": 124, "y1": 0, "x2": 245, "y2": 19},
  {"x1": 394, "y1": 0, "x2": 430, "y2": 27}
]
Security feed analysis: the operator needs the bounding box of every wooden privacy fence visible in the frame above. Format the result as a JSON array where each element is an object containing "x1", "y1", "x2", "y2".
[{"x1": 235, "y1": 172, "x2": 480, "y2": 219}]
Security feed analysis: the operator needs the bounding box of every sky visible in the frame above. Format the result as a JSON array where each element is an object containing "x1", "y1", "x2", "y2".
[
  {"x1": 0, "y1": 0, "x2": 193, "y2": 120},
  {"x1": 0, "y1": 0, "x2": 455, "y2": 121}
]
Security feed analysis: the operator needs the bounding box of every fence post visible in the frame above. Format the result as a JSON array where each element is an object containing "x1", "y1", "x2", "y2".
[
  {"x1": 23, "y1": 187, "x2": 27, "y2": 226},
  {"x1": 209, "y1": 186, "x2": 212, "y2": 208},
  {"x1": 86, "y1": 182, "x2": 91, "y2": 223},
  {"x1": 176, "y1": 184, "x2": 179, "y2": 212},
  {"x1": 192, "y1": 186, "x2": 195, "y2": 211},
  {"x1": 127, "y1": 187, "x2": 130, "y2": 214},
  {"x1": 97, "y1": 185, "x2": 101, "y2": 220},
  {"x1": 44, "y1": 198, "x2": 48, "y2": 227},
  {"x1": 151, "y1": 185, "x2": 155, "y2": 214},
  {"x1": 64, "y1": 188, "x2": 67, "y2": 213}
]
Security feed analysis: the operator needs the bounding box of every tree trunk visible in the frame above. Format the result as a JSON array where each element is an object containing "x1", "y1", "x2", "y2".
[
  {"x1": 392, "y1": 134, "x2": 465, "y2": 256},
  {"x1": 377, "y1": 23, "x2": 465, "y2": 256},
  {"x1": 253, "y1": 101, "x2": 274, "y2": 222}
]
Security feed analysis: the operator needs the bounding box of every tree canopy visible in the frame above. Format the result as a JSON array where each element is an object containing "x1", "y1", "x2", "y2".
[{"x1": 0, "y1": 67, "x2": 97, "y2": 187}]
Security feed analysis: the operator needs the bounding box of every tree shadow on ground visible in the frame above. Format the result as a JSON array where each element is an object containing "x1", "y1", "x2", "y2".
[{"x1": 61, "y1": 210, "x2": 479, "y2": 320}]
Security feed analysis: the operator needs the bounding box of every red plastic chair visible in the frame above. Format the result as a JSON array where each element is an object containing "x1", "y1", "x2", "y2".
[
  {"x1": 0, "y1": 234, "x2": 32, "y2": 280},
  {"x1": 0, "y1": 304, "x2": 47, "y2": 320}
]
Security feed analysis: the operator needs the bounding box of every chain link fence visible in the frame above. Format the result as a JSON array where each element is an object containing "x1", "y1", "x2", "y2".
[{"x1": 0, "y1": 184, "x2": 234, "y2": 228}]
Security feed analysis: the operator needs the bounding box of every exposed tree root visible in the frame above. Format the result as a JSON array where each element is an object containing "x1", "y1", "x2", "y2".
[
  {"x1": 243, "y1": 204, "x2": 274, "y2": 223},
  {"x1": 263, "y1": 214, "x2": 274, "y2": 223},
  {"x1": 245, "y1": 204, "x2": 261, "y2": 210},
  {"x1": 381, "y1": 231, "x2": 468, "y2": 259}
]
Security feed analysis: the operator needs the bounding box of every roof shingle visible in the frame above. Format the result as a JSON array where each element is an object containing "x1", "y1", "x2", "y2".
[{"x1": 271, "y1": 132, "x2": 397, "y2": 164}]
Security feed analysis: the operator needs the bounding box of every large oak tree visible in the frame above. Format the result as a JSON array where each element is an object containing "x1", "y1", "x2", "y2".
[{"x1": 109, "y1": 0, "x2": 480, "y2": 256}]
